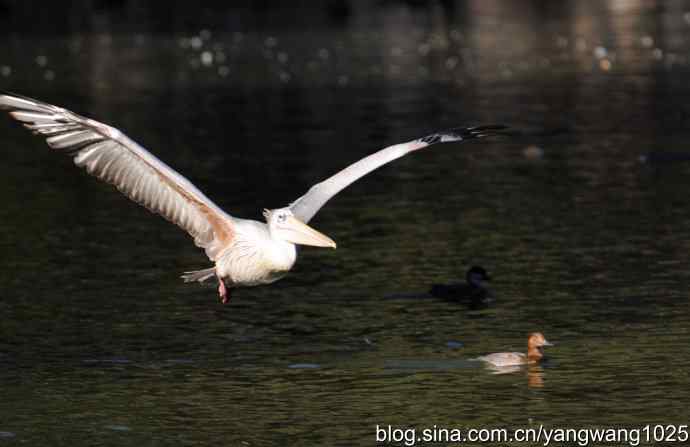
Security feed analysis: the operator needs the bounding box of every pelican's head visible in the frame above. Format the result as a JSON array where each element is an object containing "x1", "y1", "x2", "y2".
[{"x1": 263, "y1": 208, "x2": 336, "y2": 248}]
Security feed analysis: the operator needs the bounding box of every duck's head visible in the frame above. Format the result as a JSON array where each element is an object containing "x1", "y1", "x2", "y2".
[
  {"x1": 466, "y1": 265, "x2": 491, "y2": 288},
  {"x1": 263, "y1": 208, "x2": 336, "y2": 248},
  {"x1": 527, "y1": 332, "x2": 553, "y2": 353}
]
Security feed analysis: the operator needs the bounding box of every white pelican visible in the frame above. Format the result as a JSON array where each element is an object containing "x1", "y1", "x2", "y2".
[{"x1": 0, "y1": 92, "x2": 506, "y2": 303}]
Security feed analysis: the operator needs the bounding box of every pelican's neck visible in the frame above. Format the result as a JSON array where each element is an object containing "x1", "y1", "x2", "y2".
[
  {"x1": 271, "y1": 236, "x2": 296, "y2": 252},
  {"x1": 266, "y1": 223, "x2": 294, "y2": 247},
  {"x1": 267, "y1": 221, "x2": 279, "y2": 239},
  {"x1": 233, "y1": 218, "x2": 297, "y2": 269},
  {"x1": 266, "y1": 235, "x2": 298, "y2": 272}
]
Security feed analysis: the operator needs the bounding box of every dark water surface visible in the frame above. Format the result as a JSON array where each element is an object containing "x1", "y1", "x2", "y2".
[{"x1": 2, "y1": 1, "x2": 690, "y2": 445}]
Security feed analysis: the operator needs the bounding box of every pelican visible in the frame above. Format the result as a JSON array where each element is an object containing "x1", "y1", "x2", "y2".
[{"x1": 0, "y1": 92, "x2": 506, "y2": 303}]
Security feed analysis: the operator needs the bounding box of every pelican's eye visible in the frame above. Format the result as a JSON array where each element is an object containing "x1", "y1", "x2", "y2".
[{"x1": 277, "y1": 213, "x2": 287, "y2": 223}]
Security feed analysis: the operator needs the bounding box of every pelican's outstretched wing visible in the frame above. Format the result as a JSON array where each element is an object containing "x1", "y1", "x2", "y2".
[
  {"x1": 289, "y1": 125, "x2": 507, "y2": 223},
  {"x1": 0, "y1": 92, "x2": 233, "y2": 261}
]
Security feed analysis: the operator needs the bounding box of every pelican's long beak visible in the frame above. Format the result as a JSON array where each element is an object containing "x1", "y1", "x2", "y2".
[{"x1": 282, "y1": 216, "x2": 337, "y2": 248}]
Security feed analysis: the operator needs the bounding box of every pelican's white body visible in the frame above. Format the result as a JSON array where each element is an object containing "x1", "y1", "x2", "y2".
[{"x1": 216, "y1": 219, "x2": 297, "y2": 286}]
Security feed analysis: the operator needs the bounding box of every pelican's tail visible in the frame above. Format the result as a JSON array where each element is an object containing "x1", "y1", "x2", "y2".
[
  {"x1": 418, "y1": 125, "x2": 509, "y2": 145},
  {"x1": 181, "y1": 267, "x2": 216, "y2": 283}
]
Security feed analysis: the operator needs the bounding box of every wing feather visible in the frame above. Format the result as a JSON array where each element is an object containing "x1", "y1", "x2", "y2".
[
  {"x1": 1, "y1": 92, "x2": 233, "y2": 261},
  {"x1": 289, "y1": 125, "x2": 507, "y2": 223}
]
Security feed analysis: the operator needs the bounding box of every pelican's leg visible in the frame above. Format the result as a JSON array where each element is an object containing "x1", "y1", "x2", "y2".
[{"x1": 217, "y1": 276, "x2": 230, "y2": 304}]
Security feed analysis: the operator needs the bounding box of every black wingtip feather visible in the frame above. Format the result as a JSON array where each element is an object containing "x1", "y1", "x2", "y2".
[{"x1": 419, "y1": 124, "x2": 509, "y2": 145}]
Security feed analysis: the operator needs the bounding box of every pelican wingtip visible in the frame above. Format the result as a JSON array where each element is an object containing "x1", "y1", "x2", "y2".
[{"x1": 419, "y1": 124, "x2": 509, "y2": 145}]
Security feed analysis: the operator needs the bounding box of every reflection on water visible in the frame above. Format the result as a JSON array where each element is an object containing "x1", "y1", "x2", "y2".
[
  {"x1": 485, "y1": 364, "x2": 546, "y2": 389},
  {"x1": 2, "y1": 1, "x2": 690, "y2": 445}
]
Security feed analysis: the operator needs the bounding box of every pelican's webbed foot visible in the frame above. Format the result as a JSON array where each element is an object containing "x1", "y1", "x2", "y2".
[{"x1": 217, "y1": 276, "x2": 230, "y2": 304}]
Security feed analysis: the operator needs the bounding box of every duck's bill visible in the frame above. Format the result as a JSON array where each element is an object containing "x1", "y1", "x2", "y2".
[
  {"x1": 542, "y1": 340, "x2": 554, "y2": 346},
  {"x1": 282, "y1": 216, "x2": 337, "y2": 248}
]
